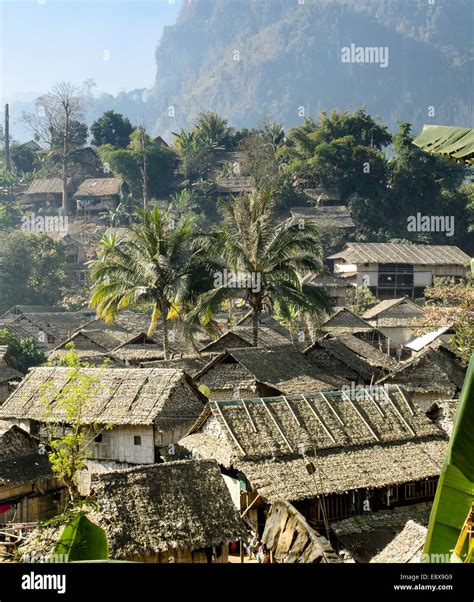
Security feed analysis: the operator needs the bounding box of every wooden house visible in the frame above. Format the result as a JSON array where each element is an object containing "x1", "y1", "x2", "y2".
[
  {"x1": 0, "y1": 347, "x2": 22, "y2": 405},
  {"x1": 74, "y1": 177, "x2": 127, "y2": 214},
  {"x1": 0, "y1": 367, "x2": 207, "y2": 493},
  {"x1": 328, "y1": 243, "x2": 470, "y2": 300},
  {"x1": 0, "y1": 305, "x2": 63, "y2": 322},
  {"x1": 10, "y1": 312, "x2": 91, "y2": 348},
  {"x1": 110, "y1": 333, "x2": 165, "y2": 365},
  {"x1": 194, "y1": 345, "x2": 345, "y2": 400},
  {"x1": 21, "y1": 178, "x2": 75, "y2": 212},
  {"x1": 378, "y1": 342, "x2": 465, "y2": 410},
  {"x1": 0, "y1": 420, "x2": 66, "y2": 524},
  {"x1": 363, "y1": 297, "x2": 428, "y2": 347},
  {"x1": 19, "y1": 460, "x2": 246, "y2": 564},
  {"x1": 89, "y1": 460, "x2": 247, "y2": 563},
  {"x1": 304, "y1": 334, "x2": 398, "y2": 384},
  {"x1": 179, "y1": 386, "x2": 447, "y2": 532},
  {"x1": 319, "y1": 308, "x2": 388, "y2": 350},
  {"x1": 47, "y1": 327, "x2": 130, "y2": 367}
]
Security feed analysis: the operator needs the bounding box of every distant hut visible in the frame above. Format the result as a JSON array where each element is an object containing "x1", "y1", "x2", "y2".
[
  {"x1": 199, "y1": 326, "x2": 290, "y2": 353},
  {"x1": 74, "y1": 177, "x2": 127, "y2": 214},
  {"x1": 22, "y1": 178, "x2": 74, "y2": 212}
]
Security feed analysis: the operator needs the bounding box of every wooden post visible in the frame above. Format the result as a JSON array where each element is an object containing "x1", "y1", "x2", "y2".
[{"x1": 240, "y1": 540, "x2": 244, "y2": 564}]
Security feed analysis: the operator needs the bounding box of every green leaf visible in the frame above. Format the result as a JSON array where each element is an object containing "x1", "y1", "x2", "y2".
[
  {"x1": 423, "y1": 354, "x2": 474, "y2": 562},
  {"x1": 53, "y1": 514, "x2": 108, "y2": 562}
]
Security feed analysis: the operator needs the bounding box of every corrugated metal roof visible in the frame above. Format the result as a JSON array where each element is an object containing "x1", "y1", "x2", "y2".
[{"x1": 329, "y1": 243, "x2": 470, "y2": 265}]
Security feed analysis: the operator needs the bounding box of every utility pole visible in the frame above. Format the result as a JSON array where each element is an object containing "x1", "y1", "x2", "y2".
[{"x1": 4, "y1": 103, "x2": 11, "y2": 171}]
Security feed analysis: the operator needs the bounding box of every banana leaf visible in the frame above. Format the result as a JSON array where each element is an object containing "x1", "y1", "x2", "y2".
[
  {"x1": 413, "y1": 126, "x2": 474, "y2": 164},
  {"x1": 53, "y1": 513, "x2": 108, "y2": 562},
  {"x1": 423, "y1": 353, "x2": 474, "y2": 562}
]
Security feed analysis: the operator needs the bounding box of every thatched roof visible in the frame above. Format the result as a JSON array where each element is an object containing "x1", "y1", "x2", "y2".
[
  {"x1": 24, "y1": 178, "x2": 73, "y2": 196},
  {"x1": 302, "y1": 271, "x2": 352, "y2": 289},
  {"x1": 179, "y1": 387, "x2": 447, "y2": 501},
  {"x1": 0, "y1": 421, "x2": 52, "y2": 486},
  {"x1": 74, "y1": 178, "x2": 123, "y2": 198},
  {"x1": 363, "y1": 298, "x2": 426, "y2": 327},
  {"x1": 90, "y1": 460, "x2": 247, "y2": 557},
  {"x1": 1, "y1": 305, "x2": 63, "y2": 319},
  {"x1": 0, "y1": 346, "x2": 23, "y2": 383},
  {"x1": 379, "y1": 345, "x2": 465, "y2": 395},
  {"x1": 0, "y1": 367, "x2": 206, "y2": 428},
  {"x1": 426, "y1": 399, "x2": 459, "y2": 437},
  {"x1": 200, "y1": 326, "x2": 290, "y2": 352},
  {"x1": 0, "y1": 452, "x2": 52, "y2": 487},
  {"x1": 305, "y1": 335, "x2": 397, "y2": 382},
  {"x1": 329, "y1": 243, "x2": 470, "y2": 265},
  {"x1": 141, "y1": 354, "x2": 220, "y2": 377},
  {"x1": 195, "y1": 345, "x2": 345, "y2": 396},
  {"x1": 13, "y1": 312, "x2": 91, "y2": 342},
  {"x1": 370, "y1": 520, "x2": 427, "y2": 563},
  {"x1": 290, "y1": 205, "x2": 355, "y2": 229},
  {"x1": 321, "y1": 308, "x2": 374, "y2": 333}
]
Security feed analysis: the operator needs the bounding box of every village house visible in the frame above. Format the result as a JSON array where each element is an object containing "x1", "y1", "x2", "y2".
[
  {"x1": 302, "y1": 272, "x2": 353, "y2": 307},
  {"x1": 179, "y1": 386, "x2": 447, "y2": 535},
  {"x1": 318, "y1": 307, "x2": 388, "y2": 349},
  {"x1": 328, "y1": 243, "x2": 470, "y2": 300},
  {"x1": 193, "y1": 344, "x2": 345, "y2": 400},
  {"x1": 47, "y1": 326, "x2": 130, "y2": 367},
  {"x1": 0, "y1": 305, "x2": 64, "y2": 322},
  {"x1": 87, "y1": 460, "x2": 247, "y2": 563},
  {"x1": 0, "y1": 367, "x2": 207, "y2": 493},
  {"x1": 74, "y1": 177, "x2": 127, "y2": 215},
  {"x1": 21, "y1": 178, "x2": 75, "y2": 213},
  {"x1": 362, "y1": 297, "x2": 428, "y2": 347},
  {"x1": 0, "y1": 420, "x2": 67, "y2": 525},
  {"x1": 378, "y1": 341, "x2": 465, "y2": 410},
  {"x1": 0, "y1": 347, "x2": 22, "y2": 405},
  {"x1": 18, "y1": 460, "x2": 247, "y2": 564},
  {"x1": 9, "y1": 311, "x2": 92, "y2": 349},
  {"x1": 304, "y1": 334, "x2": 398, "y2": 384}
]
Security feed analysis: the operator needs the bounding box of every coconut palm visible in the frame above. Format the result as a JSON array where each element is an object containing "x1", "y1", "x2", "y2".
[
  {"x1": 191, "y1": 190, "x2": 331, "y2": 346},
  {"x1": 89, "y1": 207, "x2": 208, "y2": 359}
]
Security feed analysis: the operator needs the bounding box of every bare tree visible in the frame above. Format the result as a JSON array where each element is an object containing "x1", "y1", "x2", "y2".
[{"x1": 23, "y1": 82, "x2": 86, "y2": 215}]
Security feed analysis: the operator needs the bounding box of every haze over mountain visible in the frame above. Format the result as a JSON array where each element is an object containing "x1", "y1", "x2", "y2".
[
  {"x1": 5, "y1": 0, "x2": 473, "y2": 141},
  {"x1": 148, "y1": 0, "x2": 473, "y2": 137}
]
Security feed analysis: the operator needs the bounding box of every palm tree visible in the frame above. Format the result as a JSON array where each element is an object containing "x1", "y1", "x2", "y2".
[
  {"x1": 89, "y1": 207, "x2": 207, "y2": 359},
  {"x1": 191, "y1": 190, "x2": 331, "y2": 346},
  {"x1": 195, "y1": 111, "x2": 234, "y2": 148}
]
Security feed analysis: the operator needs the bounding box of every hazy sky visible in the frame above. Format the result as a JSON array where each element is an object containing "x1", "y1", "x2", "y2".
[{"x1": 0, "y1": 0, "x2": 182, "y2": 100}]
